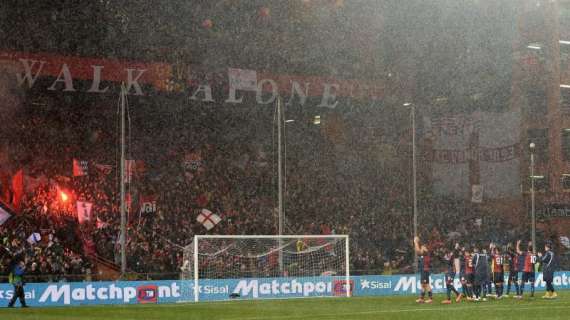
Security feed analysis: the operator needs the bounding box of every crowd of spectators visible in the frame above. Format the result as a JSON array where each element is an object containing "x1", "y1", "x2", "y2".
[
  {"x1": 0, "y1": 203, "x2": 91, "y2": 282},
  {"x1": 0, "y1": 87, "x2": 568, "y2": 282}
]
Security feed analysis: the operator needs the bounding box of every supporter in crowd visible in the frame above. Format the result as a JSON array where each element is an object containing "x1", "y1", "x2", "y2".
[{"x1": 0, "y1": 95, "x2": 567, "y2": 280}]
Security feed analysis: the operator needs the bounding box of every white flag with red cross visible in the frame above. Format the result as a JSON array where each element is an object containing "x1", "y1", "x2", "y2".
[{"x1": 197, "y1": 209, "x2": 221, "y2": 231}]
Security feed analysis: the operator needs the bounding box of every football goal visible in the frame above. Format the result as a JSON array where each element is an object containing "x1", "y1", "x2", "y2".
[{"x1": 190, "y1": 235, "x2": 350, "y2": 302}]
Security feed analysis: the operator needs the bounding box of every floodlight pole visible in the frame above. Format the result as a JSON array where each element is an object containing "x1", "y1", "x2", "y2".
[
  {"x1": 409, "y1": 103, "x2": 418, "y2": 273},
  {"x1": 277, "y1": 97, "x2": 284, "y2": 237},
  {"x1": 277, "y1": 97, "x2": 284, "y2": 273},
  {"x1": 530, "y1": 142, "x2": 536, "y2": 252},
  {"x1": 120, "y1": 84, "x2": 127, "y2": 276}
]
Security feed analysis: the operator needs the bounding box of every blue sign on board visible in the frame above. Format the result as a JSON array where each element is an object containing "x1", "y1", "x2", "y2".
[{"x1": 0, "y1": 272, "x2": 568, "y2": 307}]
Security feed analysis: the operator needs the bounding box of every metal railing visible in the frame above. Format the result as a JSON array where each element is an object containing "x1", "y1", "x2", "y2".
[{"x1": 1, "y1": 252, "x2": 569, "y2": 283}]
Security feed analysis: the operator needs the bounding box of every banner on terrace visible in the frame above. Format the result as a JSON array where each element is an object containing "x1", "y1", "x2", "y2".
[
  {"x1": 228, "y1": 68, "x2": 257, "y2": 91},
  {"x1": 537, "y1": 204, "x2": 570, "y2": 218},
  {"x1": 1, "y1": 272, "x2": 569, "y2": 307},
  {"x1": 2, "y1": 51, "x2": 384, "y2": 105},
  {"x1": 424, "y1": 111, "x2": 521, "y2": 199}
]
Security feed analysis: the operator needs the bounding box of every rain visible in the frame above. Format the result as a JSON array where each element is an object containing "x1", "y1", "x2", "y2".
[{"x1": 0, "y1": 0, "x2": 568, "y2": 313}]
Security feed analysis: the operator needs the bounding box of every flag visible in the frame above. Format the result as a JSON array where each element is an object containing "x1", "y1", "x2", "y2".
[
  {"x1": 124, "y1": 160, "x2": 145, "y2": 183},
  {"x1": 197, "y1": 209, "x2": 221, "y2": 230},
  {"x1": 24, "y1": 174, "x2": 46, "y2": 193},
  {"x1": 96, "y1": 218, "x2": 109, "y2": 229},
  {"x1": 228, "y1": 68, "x2": 257, "y2": 91},
  {"x1": 11, "y1": 169, "x2": 23, "y2": 210},
  {"x1": 120, "y1": 192, "x2": 132, "y2": 214},
  {"x1": 425, "y1": 111, "x2": 521, "y2": 199},
  {"x1": 471, "y1": 185, "x2": 483, "y2": 203},
  {"x1": 0, "y1": 202, "x2": 12, "y2": 225},
  {"x1": 561, "y1": 236, "x2": 570, "y2": 249},
  {"x1": 124, "y1": 160, "x2": 135, "y2": 183},
  {"x1": 73, "y1": 159, "x2": 89, "y2": 176},
  {"x1": 83, "y1": 237, "x2": 96, "y2": 256},
  {"x1": 184, "y1": 152, "x2": 203, "y2": 171},
  {"x1": 0, "y1": 172, "x2": 11, "y2": 204},
  {"x1": 27, "y1": 232, "x2": 41, "y2": 245},
  {"x1": 474, "y1": 218, "x2": 482, "y2": 227},
  {"x1": 139, "y1": 195, "x2": 157, "y2": 214},
  {"x1": 135, "y1": 160, "x2": 146, "y2": 175},
  {"x1": 424, "y1": 114, "x2": 473, "y2": 197},
  {"x1": 94, "y1": 163, "x2": 113, "y2": 175},
  {"x1": 76, "y1": 201, "x2": 93, "y2": 223}
]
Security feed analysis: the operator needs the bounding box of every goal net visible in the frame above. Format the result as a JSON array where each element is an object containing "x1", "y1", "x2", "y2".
[{"x1": 190, "y1": 235, "x2": 350, "y2": 302}]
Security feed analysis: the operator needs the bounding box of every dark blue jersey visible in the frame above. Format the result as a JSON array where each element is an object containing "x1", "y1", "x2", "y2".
[
  {"x1": 441, "y1": 253, "x2": 455, "y2": 274},
  {"x1": 541, "y1": 251, "x2": 555, "y2": 274},
  {"x1": 459, "y1": 252, "x2": 466, "y2": 274},
  {"x1": 418, "y1": 254, "x2": 431, "y2": 273},
  {"x1": 473, "y1": 253, "x2": 489, "y2": 275},
  {"x1": 508, "y1": 252, "x2": 519, "y2": 272},
  {"x1": 517, "y1": 254, "x2": 525, "y2": 272}
]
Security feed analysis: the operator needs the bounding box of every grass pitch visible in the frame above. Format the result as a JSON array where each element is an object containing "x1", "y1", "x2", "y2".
[{"x1": 1, "y1": 293, "x2": 569, "y2": 320}]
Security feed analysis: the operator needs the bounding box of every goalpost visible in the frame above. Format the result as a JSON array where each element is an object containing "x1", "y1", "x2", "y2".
[{"x1": 191, "y1": 235, "x2": 350, "y2": 302}]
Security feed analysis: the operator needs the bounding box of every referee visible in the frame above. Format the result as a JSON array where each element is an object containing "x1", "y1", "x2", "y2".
[{"x1": 7, "y1": 259, "x2": 28, "y2": 308}]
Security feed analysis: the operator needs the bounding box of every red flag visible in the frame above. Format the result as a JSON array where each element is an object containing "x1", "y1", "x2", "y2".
[
  {"x1": 123, "y1": 160, "x2": 146, "y2": 183},
  {"x1": 12, "y1": 169, "x2": 24, "y2": 210},
  {"x1": 139, "y1": 194, "x2": 157, "y2": 214},
  {"x1": 0, "y1": 172, "x2": 11, "y2": 204},
  {"x1": 73, "y1": 159, "x2": 88, "y2": 176},
  {"x1": 94, "y1": 163, "x2": 113, "y2": 175},
  {"x1": 82, "y1": 237, "x2": 96, "y2": 256},
  {"x1": 124, "y1": 192, "x2": 132, "y2": 214},
  {"x1": 135, "y1": 160, "x2": 146, "y2": 176},
  {"x1": 96, "y1": 218, "x2": 109, "y2": 229}
]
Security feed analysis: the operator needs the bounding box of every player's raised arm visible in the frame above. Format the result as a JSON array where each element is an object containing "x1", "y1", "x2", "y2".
[
  {"x1": 453, "y1": 251, "x2": 461, "y2": 274},
  {"x1": 414, "y1": 236, "x2": 422, "y2": 255},
  {"x1": 516, "y1": 240, "x2": 523, "y2": 255}
]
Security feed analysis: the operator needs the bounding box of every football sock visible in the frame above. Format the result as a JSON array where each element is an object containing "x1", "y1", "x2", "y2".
[
  {"x1": 546, "y1": 281, "x2": 554, "y2": 292},
  {"x1": 451, "y1": 285, "x2": 459, "y2": 296}
]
